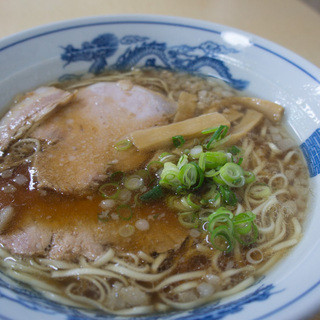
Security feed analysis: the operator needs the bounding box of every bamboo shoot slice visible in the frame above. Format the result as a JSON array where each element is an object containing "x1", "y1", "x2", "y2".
[
  {"x1": 222, "y1": 109, "x2": 244, "y2": 122},
  {"x1": 130, "y1": 112, "x2": 230, "y2": 151},
  {"x1": 210, "y1": 97, "x2": 284, "y2": 123},
  {"x1": 222, "y1": 109, "x2": 264, "y2": 146},
  {"x1": 173, "y1": 92, "x2": 197, "y2": 122}
]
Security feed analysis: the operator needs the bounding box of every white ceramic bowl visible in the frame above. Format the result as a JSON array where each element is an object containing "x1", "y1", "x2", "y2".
[{"x1": 0, "y1": 15, "x2": 320, "y2": 320}]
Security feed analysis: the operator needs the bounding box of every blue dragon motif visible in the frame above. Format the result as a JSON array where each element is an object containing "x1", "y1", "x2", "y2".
[
  {"x1": 60, "y1": 33, "x2": 249, "y2": 90},
  {"x1": 120, "y1": 35, "x2": 149, "y2": 45},
  {"x1": 115, "y1": 41, "x2": 171, "y2": 69},
  {"x1": 61, "y1": 33, "x2": 118, "y2": 74}
]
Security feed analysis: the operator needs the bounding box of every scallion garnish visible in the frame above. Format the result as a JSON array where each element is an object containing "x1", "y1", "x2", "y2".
[
  {"x1": 116, "y1": 204, "x2": 133, "y2": 220},
  {"x1": 147, "y1": 161, "x2": 164, "y2": 174},
  {"x1": 219, "y1": 163, "x2": 245, "y2": 188},
  {"x1": 159, "y1": 162, "x2": 181, "y2": 191},
  {"x1": 179, "y1": 163, "x2": 199, "y2": 189},
  {"x1": 124, "y1": 175, "x2": 144, "y2": 190},
  {"x1": 206, "y1": 207, "x2": 258, "y2": 252},
  {"x1": 99, "y1": 183, "x2": 120, "y2": 199},
  {"x1": 228, "y1": 145, "x2": 241, "y2": 155},
  {"x1": 159, "y1": 152, "x2": 176, "y2": 163},
  {"x1": 210, "y1": 225, "x2": 234, "y2": 253},
  {"x1": 249, "y1": 183, "x2": 271, "y2": 200},
  {"x1": 189, "y1": 162, "x2": 204, "y2": 190},
  {"x1": 237, "y1": 157, "x2": 244, "y2": 165},
  {"x1": 114, "y1": 139, "x2": 133, "y2": 151},
  {"x1": 199, "y1": 151, "x2": 227, "y2": 171},
  {"x1": 185, "y1": 193, "x2": 201, "y2": 210},
  {"x1": 177, "y1": 154, "x2": 189, "y2": 169},
  {"x1": 206, "y1": 125, "x2": 229, "y2": 149},
  {"x1": 244, "y1": 171, "x2": 256, "y2": 184},
  {"x1": 178, "y1": 211, "x2": 199, "y2": 228},
  {"x1": 189, "y1": 145, "x2": 203, "y2": 159},
  {"x1": 233, "y1": 211, "x2": 258, "y2": 245},
  {"x1": 218, "y1": 185, "x2": 238, "y2": 206},
  {"x1": 172, "y1": 135, "x2": 185, "y2": 148},
  {"x1": 140, "y1": 185, "x2": 164, "y2": 202}
]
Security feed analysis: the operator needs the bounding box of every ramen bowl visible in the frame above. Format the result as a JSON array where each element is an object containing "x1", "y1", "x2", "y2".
[{"x1": 0, "y1": 15, "x2": 320, "y2": 320}]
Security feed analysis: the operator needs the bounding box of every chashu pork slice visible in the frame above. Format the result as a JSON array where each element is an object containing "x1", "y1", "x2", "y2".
[
  {"x1": 0, "y1": 87, "x2": 74, "y2": 155},
  {"x1": 0, "y1": 196, "x2": 189, "y2": 260},
  {"x1": 31, "y1": 81, "x2": 177, "y2": 194}
]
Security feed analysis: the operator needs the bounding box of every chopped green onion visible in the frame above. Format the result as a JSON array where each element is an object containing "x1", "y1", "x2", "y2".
[
  {"x1": 207, "y1": 209, "x2": 233, "y2": 234},
  {"x1": 179, "y1": 163, "x2": 198, "y2": 189},
  {"x1": 190, "y1": 162, "x2": 204, "y2": 190},
  {"x1": 206, "y1": 208, "x2": 258, "y2": 252},
  {"x1": 210, "y1": 225, "x2": 234, "y2": 253},
  {"x1": 237, "y1": 157, "x2": 244, "y2": 165},
  {"x1": 244, "y1": 171, "x2": 256, "y2": 184},
  {"x1": 208, "y1": 193, "x2": 221, "y2": 208},
  {"x1": 218, "y1": 185, "x2": 237, "y2": 206},
  {"x1": 233, "y1": 211, "x2": 256, "y2": 224},
  {"x1": 202, "y1": 185, "x2": 217, "y2": 199},
  {"x1": 116, "y1": 204, "x2": 133, "y2": 221},
  {"x1": 124, "y1": 175, "x2": 144, "y2": 190},
  {"x1": 228, "y1": 145, "x2": 241, "y2": 155},
  {"x1": 99, "y1": 183, "x2": 120, "y2": 199},
  {"x1": 199, "y1": 152, "x2": 228, "y2": 171},
  {"x1": 114, "y1": 139, "x2": 132, "y2": 151},
  {"x1": 186, "y1": 194, "x2": 201, "y2": 210},
  {"x1": 168, "y1": 195, "x2": 189, "y2": 211},
  {"x1": 159, "y1": 152, "x2": 171, "y2": 159},
  {"x1": 178, "y1": 211, "x2": 199, "y2": 228},
  {"x1": 140, "y1": 185, "x2": 164, "y2": 202},
  {"x1": 172, "y1": 135, "x2": 185, "y2": 148},
  {"x1": 219, "y1": 163, "x2": 245, "y2": 188},
  {"x1": 159, "y1": 162, "x2": 181, "y2": 190},
  {"x1": 134, "y1": 193, "x2": 143, "y2": 206},
  {"x1": 135, "y1": 169, "x2": 151, "y2": 180},
  {"x1": 119, "y1": 224, "x2": 135, "y2": 237},
  {"x1": 147, "y1": 161, "x2": 164, "y2": 173},
  {"x1": 235, "y1": 222, "x2": 258, "y2": 246},
  {"x1": 233, "y1": 211, "x2": 255, "y2": 234},
  {"x1": 212, "y1": 171, "x2": 226, "y2": 185},
  {"x1": 249, "y1": 183, "x2": 271, "y2": 200},
  {"x1": 206, "y1": 125, "x2": 229, "y2": 149},
  {"x1": 199, "y1": 209, "x2": 214, "y2": 221},
  {"x1": 189, "y1": 145, "x2": 203, "y2": 159},
  {"x1": 177, "y1": 154, "x2": 188, "y2": 169},
  {"x1": 159, "y1": 152, "x2": 176, "y2": 163},
  {"x1": 176, "y1": 185, "x2": 187, "y2": 194},
  {"x1": 201, "y1": 126, "x2": 221, "y2": 135},
  {"x1": 201, "y1": 185, "x2": 220, "y2": 208},
  {"x1": 204, "y1": 169, "x2": 216, "y2": 178},
  {"x1": 233, "y1": 211, "x2": 258, "y2": 245}
]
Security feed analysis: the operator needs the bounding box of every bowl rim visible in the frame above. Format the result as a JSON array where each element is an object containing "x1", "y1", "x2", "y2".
[
  {"x1": 0, "y1": 14, "x2": 319, "y2": 79},
  {"x1": 0, "y1": 14, "x2": 320, "y2": 320}
]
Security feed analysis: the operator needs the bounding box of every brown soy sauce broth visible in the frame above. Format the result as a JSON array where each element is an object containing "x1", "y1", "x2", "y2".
[{"x1": 0, "y1": 69, "x2": 310, "y2": 314}]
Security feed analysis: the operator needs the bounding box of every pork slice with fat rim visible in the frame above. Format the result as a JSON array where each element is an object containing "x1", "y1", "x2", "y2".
[
  {"x1": 31, "y1": 82, "x2": 177, "y2": 194},
  {"x1": 0, "y1": 87, "x2": 74, "y2": 155}
]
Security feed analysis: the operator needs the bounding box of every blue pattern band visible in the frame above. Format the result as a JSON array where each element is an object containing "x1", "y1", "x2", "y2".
[
  {"x1": 301, "y1": 128, "x2": 320, "y2": 177},
  {"x1": 59, "y1": 33, "x2": 249, "y2": 90}
]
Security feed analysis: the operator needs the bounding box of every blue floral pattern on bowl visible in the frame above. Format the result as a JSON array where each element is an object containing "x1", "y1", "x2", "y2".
[{"x1": 0, "y1": 271, "x2": 277, "y2": 320}]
